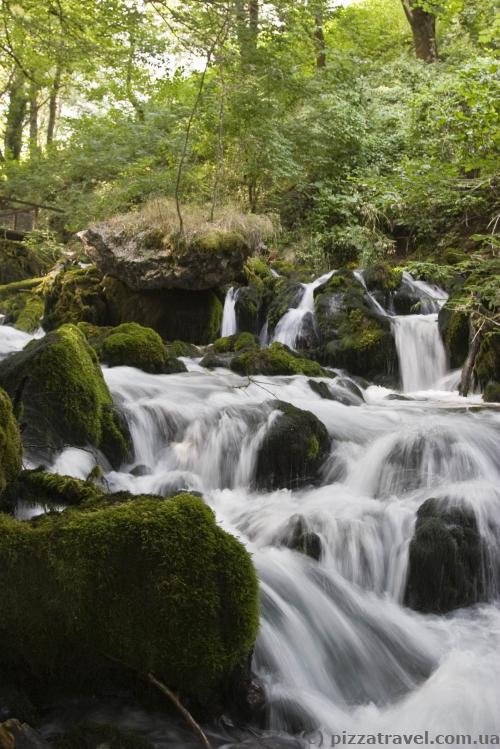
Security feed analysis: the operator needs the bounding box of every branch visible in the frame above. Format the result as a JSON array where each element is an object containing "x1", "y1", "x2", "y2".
[{"x1": 146, "y1": 672, "x2": 212, "y2": 749}]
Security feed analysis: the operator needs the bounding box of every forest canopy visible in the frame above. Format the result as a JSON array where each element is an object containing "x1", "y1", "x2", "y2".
[{"x1": 0, "y1": 0, "x2": 498, "y2": 267}]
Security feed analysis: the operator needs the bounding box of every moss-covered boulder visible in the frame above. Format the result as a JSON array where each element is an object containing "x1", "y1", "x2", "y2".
[
  {"x1": 98, "y1": 323, "x2": 167, "y2": 373},
  {"x1": 231, "y1": 342, "x2": 329, "y2": 378},
  {"x1": 312, "y1": 271, "x2": 397, "y2": 380},
  {"x1": 404, "y1": 498, "x2": 487, "y2": 614},
  {"x1": 255, "y1": 401, "x2": 330, "y2": 490},
  {"x1": 364, "y1": 262, "x2": 403, "y2": 308},
  {"x1": 438, "y1": 301, "x2": 470, "y2": 368},
  {"x1": 1, "y1": 469, "x2": 103, "y2": 513},
  {"x1": 0, "y1": 494, "x2": 259, "y2": 707},
  {"x1": 165, "y1": 340, "x2": 199, "y2": 358},
  {"x1": 234, "y1": 285, "x2": 264, "y2": 335},
  {"x1": 475, "y1": 332, "x2": 500, "y2": 389},
  {"x1": 483, "y1": 382, "x2": 500, "y2": 403},
  {"x1": 50, "y1": 723, "x2": 154, "y2": 749},
  {"x1": 0, "y1": 239, "x2": 49, "y2": 285},
  {"x1": 0, "y1": 325, "x2": 129, "y2": 468},
  {"x1": 43, "y1": 266, "x2": 109, "y2": 331},
  {"x1": 267, "y1": 279, "x2": 304, "y2": 333},
  {"x1": 213, "y1": 332, "x2": 260, "y2": 354},
  {"x1": 0, "y1": 284, "x2": 44, "y2": 333},
  {"x1": 0, "y1": 389, "x2": 22, "y2": 497}
]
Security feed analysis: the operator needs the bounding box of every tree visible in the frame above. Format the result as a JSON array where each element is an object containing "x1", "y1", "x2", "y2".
[{"x1": 400, "y1": 0, "x2": 438, "y2": 61}]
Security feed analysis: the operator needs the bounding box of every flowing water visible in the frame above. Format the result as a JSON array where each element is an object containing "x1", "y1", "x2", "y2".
[
  {"x1": 221, "y1": 287, "x2": 239, "y2": 337},
  {"x1": 272, "y1": 271, "x2": 333, "y2": 349},
  {"x1": 1, "y1": 269, "x2": 500, "y2": 748}
]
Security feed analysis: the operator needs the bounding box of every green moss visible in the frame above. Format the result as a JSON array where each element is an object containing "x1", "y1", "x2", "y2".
[
  {"x1": 0, "y1": 494, "x2": 259, "y2": 705},
  {"x1": 0, "y1": 388, "x2": 22, "y2": 497},
  {"x1": 0, "y1": 324, "x2": 130, "y2": 468},
  {"x1": 213, "y1": 332, "x2": 259, "y2": 353},
  {"x1": 255, "y1": 400, "x2": 330, "y2": 490},
  {"x1": 2, "y1": 469, "x2": 103, "y2": 513},
  {"x1": 234, "y1": 285, "x2": 264, "y2": 334},
  {"x1": 0, "y1": 288, "x2": 44, "y2": 333},
  {"x1": 364, "y1": 262, "x2": 402, "y2": 292},
  {"x1": 165, "y1": 340, "x2": 199, "y2": 358},
  {"x1": 0, "y1": 239, "x2": 50, "y2": 285},
  {"x1": 267, "y1": 279, "x2": 303, "y2": 332},
  {"x1": 44, "y1": 266, "x2": 109, "y2": 331},
  {"x1": 51, "y1": 722, "x2": 154, "y2": 749},
  {"x1": 438, "y1": 302, "x2": 470, "y2": 368},
  {"x1": 99, "y1": 323, "x2": 167, "y2": 373},
  {"x1": 483, "y1": 382, "x2": 500, "y2": 403},
  {"x1": 190, "y1": 229, "x2": 247, "y2": 255},
  {"x1": 231, "y1": 342, "x2": 329, "y2": 378},
  {"x1": 475, "y1": 332, "x2": 500, "y2": 387},
  {"x1": 244, "y1": 257, "x2": 273, "y2": 288}
]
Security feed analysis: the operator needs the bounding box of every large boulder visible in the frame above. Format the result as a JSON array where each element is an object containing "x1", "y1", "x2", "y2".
[
  {"x1": 0, "y1": 494, "x2": 259, "y2": 708},
  {"x1": 438, "y1": 301, "x2": 470, "y2": 368},
  {"x1": 314, "y1": 272, "x2": 397, "y2": 381},
  {"x1": 0, "y1": 388, "x2": 22, "y2": 496},
  {"x1": 255, "y1": 401, "x2": 330, "y2": 490},
  {"x1": 0, "y1": 324, "x2": 130, "y2": 468},
  {"x1": 404, "y1": 498, "x2": 487, "y2": 614},
  {"x1": 81, "y1": 223, "x2": 252, "y2": 291}
]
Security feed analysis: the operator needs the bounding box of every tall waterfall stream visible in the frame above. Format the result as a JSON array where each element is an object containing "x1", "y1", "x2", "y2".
[{"x1": 1, "y1": 269, "x2": 500, "y2": 748}]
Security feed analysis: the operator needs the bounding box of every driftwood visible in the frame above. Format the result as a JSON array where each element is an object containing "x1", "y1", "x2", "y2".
[{"x1": 146, "y1": 673, "x2": 212, "y2": 749}]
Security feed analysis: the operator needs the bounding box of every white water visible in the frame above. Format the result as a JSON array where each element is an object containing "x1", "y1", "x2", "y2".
[
  {"x1": 1, "y1": 266, "x2": 499, "y2": 747},
  {"x1": 221, "y1": 286, "x2": 239, "y2": 337},
  {"x1": 272, "y1": 271, "x2": 333, "y2": 349},
  {"x1": 392, "y1": 315, "x2": 448, "y2": 392}
]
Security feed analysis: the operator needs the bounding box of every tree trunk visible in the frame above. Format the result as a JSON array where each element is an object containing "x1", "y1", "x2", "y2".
[
  {"x1": 401, "y1": 1, "x2": 438, "y2": 62},
  {"x1": 29, "y1": 77, "x2": 39, "y2": 159},
  {"x1": 47, "y1": 66, "x2": 62, "y2": 146},
  {"x1": 315, "y1": 10, "x2": 326, "y2": 69},
  {"x1": 236, "y1": 0, "x2": 258, "y2": 62},
  {"x1": 4, "y1": 68, "x2": 27, "y2": 160},
  {"x1": 459, "y1": 316, "x2": 481, "y2": 397}
]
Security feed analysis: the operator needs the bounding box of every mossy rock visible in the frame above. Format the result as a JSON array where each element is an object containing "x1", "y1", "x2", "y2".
[
  {"x1": 0, "y1": 389, "x2": 22, "y2": 497},
  {"x1": 104, "y1": 277, "x2": 223, "y2": 345},
  {"x1": 483, "y1": 382, "x2": 500, "y2": 403},
  {"x1": 234, "y1": 285, "x2": 264, "y2": 335},
  {"x1": 44, "y1": 267, "x2": 109, "y2": 331},
  {"x1": 99, "y1": 323, "x2": 167, "y2": 373},
  {"x1": 404, "y1": 498, "x2": 487, "y2": 614},
  {"x1": 165, "y1": 340, "x2": 199, "y2": 358},
  {"x1": 189, "y1": 229, "x2": 247, "y2": 255},
  {"x1": 50, "y1": 722, "x2": 153, "y2": 749},
  {"x1": 0, "y1": 289, "x2": 44, "y2": 333},
  {"x1": 475, "y1": 332, "x2": 500, "y2": 388},
  {"x1": 279, "y1": 514, "x2": 322, "y2": 560},
  {"x1": 438, "y1": 301, "x2": 470, "y2": 368},
  {"x1": 0, "y1": 239, "x2": 49, "y2": 285},
  {"x1": 364, "y1": 262, "x2": 402, "y2": 293},
  {"x1": 50, "y1": 723, "x2": 154, "y2": 749},
  {"x1": 1, "y1": 469, "x2": 103, "y2": 513},
  {"x1": 267, "y1": 279, "x2": 304, "y2": 333},
  {"x1": 0, "y1": 324, "x2": 130, "y2": 468},
  {"x1": 213, "y1": 332, "x2": 260, "y2": 354},
  {"x1": 231, "y1": 342, "x2": 329, "y2": 378},
  {"x1": 255, "y1": 400, "x2": 330, "y2": 490},
  {"x1": 200, "y1": 353, "x2": 230, "y2": 370},
  {"x1": 0, "y1": 494, "x2": 259, "y2": 707}
]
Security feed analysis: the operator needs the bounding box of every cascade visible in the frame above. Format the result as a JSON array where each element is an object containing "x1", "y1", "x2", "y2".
[
  {"x1": 272, "y1": 270, "x2": 333, "y2": 349},
  {"x1": 221, "y1": 286, "x2": 239, "y2": 337}
]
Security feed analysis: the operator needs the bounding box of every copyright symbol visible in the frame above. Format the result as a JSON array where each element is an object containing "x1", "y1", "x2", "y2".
[{"x1": 301, "y1": 729, "x2": 324, "y2": 747}]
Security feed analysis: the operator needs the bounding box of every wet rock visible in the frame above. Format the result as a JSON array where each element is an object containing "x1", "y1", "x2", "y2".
[
  {"x1": 235, "y1": 285, "x2": 264, "y2": 335},
  {"x1": 200, "y1": 353, "x2": 230, "y2": 370},
  {"x1": 231, "y1": 343, "x2": 329, "y2": 378},
  {"x1": 0, "y1": 325, "x2": 130, "y2": 468},
  {"x1": 405, "y1": 498, "x2": 487, "y2": 614},
  {"x1": 308, "y1": 378, "x2": 364, "y2": 406},
  {"x1": 81, "y1": 223, "x2": 252, "y2": 291},
  {"x1": 267, "y1": 279, "x2": 304, "y2": 334},
  {"x1": 213, "y1": 332, "x2": 260, "y2": 354},
  {"x1": 0, "y1": 495, "x2": 259, "y2": 711},
  {"x1": 255, "y1": 401, "x2": 330, "y2": 491},
  {"x1": 280, "y1": 514, "x2": 322, "y2": 560},
  {"x1": 438, "y1": 301, "x2": 470, "y2": 368},
  {"x1": 50, "y1": 722, "x2": 154, "y2": 749},
  {"x1": 475, "y1": 332, "x2": 500, "y2": 389}
]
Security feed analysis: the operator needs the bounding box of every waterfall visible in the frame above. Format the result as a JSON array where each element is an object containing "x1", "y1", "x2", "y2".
[
  {"x1": 392, "y1": 314, "x2": 448, "y2": 392},
  {"x1": 221, "y1": 286, "x2": 239, "y2": 337},
  {"x1": 272, "y1": 271, "x2": 333, "y2": 349}
]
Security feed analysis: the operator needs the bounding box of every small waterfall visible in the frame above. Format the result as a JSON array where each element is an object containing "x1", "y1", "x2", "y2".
[
  {"x1": 272, "y1": 271, "x2": 333, "y2": 349},
  {"x1": 392, "y1": 314, "x2": 448, "y2": 391},
  {"x1": 221, "y1": 287, "x2": 239, "y2": 337},
  {"x1": 353, "y1": 270, "x2": 388, "y2": 317},
  {"x1": 401, "y1": 271, "x2": 447, "y2": 313}
]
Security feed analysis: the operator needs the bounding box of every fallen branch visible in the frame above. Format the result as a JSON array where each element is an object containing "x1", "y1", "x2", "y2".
[{"x1": 146, "y1": 672, "x2": 212, "y2": 749}]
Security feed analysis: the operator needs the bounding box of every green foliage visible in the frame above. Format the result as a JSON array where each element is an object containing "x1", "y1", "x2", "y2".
[
  {"x1": 0, "y1": 324, "x2": 129, "y2": 467},
  {"x1": 0, "y1": 388, "x2": 22, "y2": 496},
  {"x1": 0, "y1": 494, "x2": 259, "y2": 704}
]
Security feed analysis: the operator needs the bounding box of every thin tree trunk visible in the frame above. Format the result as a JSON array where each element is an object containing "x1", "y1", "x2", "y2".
[
  {"x1": 459, "y1": 316, "x2": 481, "y2": 396},
  {"x1": 47, "y1": 66, "x2": 62, "y2": 146},
  {"x1": 401, "y1": 0, "x2": 438, "y2": 62},
  {"x1": 4, "y1": 68, "x2": 27, "y2": 160},
  {"x1": 315, "y1": 10, "x2": 326, "y2": 69},
  {"x1": 29, "y1": 77, "x2": 39, "y2": 158}
]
